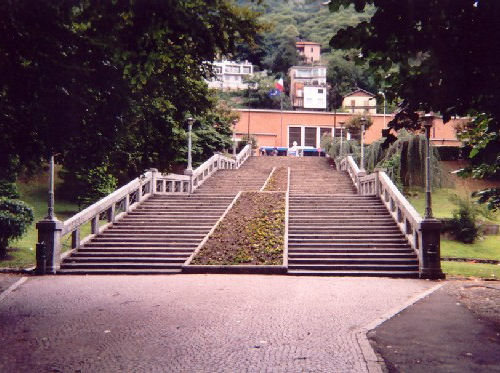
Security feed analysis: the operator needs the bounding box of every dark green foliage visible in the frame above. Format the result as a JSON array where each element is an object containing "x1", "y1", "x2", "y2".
[
  {"x1": 271, "y1": 36, "x2": 299, "y2": 75},
  {"x1": 237, "y1": 135, "x2": 258, "y2": 152},
  {"x1": 329, "y1": 0, "x2": 500, "y2": 209},
  {"x1": 345, "y1": 114, "x2": 373, "y2": 132},
  {"x1": 0, "y1": 198, "x2": 34, "y2": 256},
  {"x1": 436, "y1": 147, "x2": 462, "y2": 162},
  {"x1": 75, "y1": 165, "x2": 118, "y2": 209},
  {"x1": 447, "y1": 198, "x2": 480, "y2": 244},
  {"x1": 0, "y1": 181, "x2": 20, "y2": 199},
  {"x1": 0, "y1": 0, "x2": 261, "y2": 185}
]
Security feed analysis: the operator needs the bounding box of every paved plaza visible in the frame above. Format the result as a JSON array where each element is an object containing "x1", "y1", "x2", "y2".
[{"x1": 0, "y1": 275, "x2": 436, "y2": 372}]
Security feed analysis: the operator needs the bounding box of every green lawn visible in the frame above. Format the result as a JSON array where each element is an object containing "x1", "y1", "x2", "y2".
[
  {"x1": 408, "y1": 187, "x2": 500, "y2": 279},
  {"x1": 442, "y1": 261, "x2": 500, "y2": 280},
  {"x1": 2, "y1": 172, "x2": 81, "y2": 268},
  {"x1": 441, "y1": 237, "x2": 500, "y2": 261}
]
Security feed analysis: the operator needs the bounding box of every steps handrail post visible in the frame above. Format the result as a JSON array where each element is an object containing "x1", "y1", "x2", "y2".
[
  {"x1": 36, "y1": 218, "x2": 63, "y2": 274},
  {"x1": 418, "y1": 219, "x2": 444, "y2": 279}
]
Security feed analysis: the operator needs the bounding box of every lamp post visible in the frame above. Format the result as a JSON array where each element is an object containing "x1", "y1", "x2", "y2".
[
  {"x1": 418, "y1": 112, "x2": 444, "y2": 279},
  {"x1": 47, "y1": 154, "x2": 56, "y2": 220},
  {"x1": 421, "y1": 113, "x2": 434, "y2": 218},
  {"x1": 232, "y1": 119, "x2": 237, "y2": 157},
  {"x1": 338, "y1": 121, "x2": 345, "y2": 158},
  {"x1": 359, "y1": 116, "x2": 367, "y2": 173},
  {"x1": 184, "y1": 117, "x2": 194, "y2": 176},
  {"x1": 378, "y1": 91, "x2": 386, "y2": 128}
]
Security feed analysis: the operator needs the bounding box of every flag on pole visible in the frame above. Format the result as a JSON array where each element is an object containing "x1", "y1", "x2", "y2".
[
  {"x1": 268, "y1": 88, "x2": 281, "y2": 97},
  {"x1": 275, "y1": 78, "x2": 284, "y2": 92}
]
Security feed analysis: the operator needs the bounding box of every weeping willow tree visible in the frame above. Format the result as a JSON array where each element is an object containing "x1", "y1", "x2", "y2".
[
  {"x1": 321, "y1": 134, "x2": 360, "y2": 165},
  {"x1": 323, "y1": 130, "x2": 445, "y2": 190}
]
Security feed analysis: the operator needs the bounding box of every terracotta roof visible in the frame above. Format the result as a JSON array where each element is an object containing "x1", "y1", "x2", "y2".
[
  {"x1": 296, "y1": 41, "x2": 321, "y2": 46},
  {"x1": 343, "y1": 88, "x2": 376, "y2": 98}
]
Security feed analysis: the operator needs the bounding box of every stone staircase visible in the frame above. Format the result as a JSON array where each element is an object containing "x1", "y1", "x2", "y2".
[
  {"x1": 194, "y1": 157, "x2": 272, "y2": 194},
  {"x1": 59, "y1": 195, "x2": 234, "y2": 274},
  {"x1": 286, "y1": 157, "x2": 419, "y2": 276}
]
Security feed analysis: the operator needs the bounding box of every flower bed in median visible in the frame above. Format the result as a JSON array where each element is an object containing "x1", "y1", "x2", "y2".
[
  {"x1": 191, "y1": 192, "x2": 285, "y2": 265},
  {"x1": 263, "y1": 167, "x2": 288, "y2": 191}
]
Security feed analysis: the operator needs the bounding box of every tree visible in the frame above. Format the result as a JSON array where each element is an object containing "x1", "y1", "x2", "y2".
[
  {"x1": 329, "y1": 0, "x2": 500, "y2": 208},
  {"x1": 0, "y1": 0, "x2": 262, "y2": 187},
  {"x1": 0, "y1": 199, "x2": 34, "y2": 257}
]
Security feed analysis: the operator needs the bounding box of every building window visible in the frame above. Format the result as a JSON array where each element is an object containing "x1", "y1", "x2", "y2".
[
  {"x1": 318, "y1": 89, "x2": 323, "y2": 93},
  {"x1": 305, "y1": 127, "x2": 317, "y2": 147},
  {"x1": 289, "y1": 127, "x2": 301, "y2": 147},
  {"x1": 242, "y1": 66, "x2": 251, "y2": 74},
  {"x1": 351, "y1": 99, "x2": 355, "y2": 107}
]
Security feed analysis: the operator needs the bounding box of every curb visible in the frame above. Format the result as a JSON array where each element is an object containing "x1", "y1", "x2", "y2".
[
  {"x1": 183, "y1": 265, "x2": 287, "y2": 275},
  {"x1": 0, "y1": 277, "x2": 28, "y2": 303},
  {"x1": 355, "y1": 282, "x2": 445, "y2": 373}
]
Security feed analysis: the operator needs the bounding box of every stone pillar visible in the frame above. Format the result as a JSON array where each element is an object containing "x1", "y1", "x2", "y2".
[
  {"x1": 147, "y1": 168, "x2": 158, "y2": 196},
  {"x1": 418, "y1": 218, "x2": 445, "y2": 279},
  {"x1": 36, "y1": 219, "x2": 64, "y2": 274}
]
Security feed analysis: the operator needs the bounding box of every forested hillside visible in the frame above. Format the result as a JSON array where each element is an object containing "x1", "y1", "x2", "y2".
[{"x1": 231, "y1": 0, "x2": 377, "y2": 108}]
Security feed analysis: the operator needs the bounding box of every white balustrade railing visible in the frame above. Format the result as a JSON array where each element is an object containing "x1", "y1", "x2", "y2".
[
  {"x1": 62, "y1": 170, "x2": 155, "y2": 251},
  {"x1": 38, "y1": 145, "x2": 254, "y2": 271},
  {"x1": 338, "y1": 155, "x2": 442, "y2": 278}
]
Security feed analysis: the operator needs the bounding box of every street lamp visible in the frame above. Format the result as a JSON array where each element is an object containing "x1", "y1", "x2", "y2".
[
  {"x1": 46, "y1": 154, "x2": 56, "y2": 220},
  {"x1": 338, "y1": 121, "x2": 345, "y2": 158},
  {"x1": 232, "y1": 119, "x2": 237, "y2": 157},
  {"x1": 359, "y1": 116, "x2": 367, "y2": 173},
  {"x1": 378, "y1": 91, "x2": 386, "y2": 128},
  {"x1": 184, "y1": 117, "x2": 194, "y2": 175},
  {"x1": 421, "y1": 113, "x2": 434, "y2": 218}
]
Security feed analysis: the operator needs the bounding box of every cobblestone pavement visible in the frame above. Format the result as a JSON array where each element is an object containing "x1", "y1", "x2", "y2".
[{"x1": 0, "y1": 275, "x2": 435, "y2": 373}]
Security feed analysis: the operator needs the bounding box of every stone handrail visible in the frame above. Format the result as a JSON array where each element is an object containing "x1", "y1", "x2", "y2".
[
  {"x1": 337, "y1": 155, "x2": 443, "y2": 279},
  {"x1": 235, "y1": 144, "x2": 252, "y2": 168},
  {"x1": 190, "y1": 144, "x2": 252, "y2": 192},
  {"x1": 339, "y1": 156, "x2": 362, "y2": 191},
  {"x1": 155, "y1": 172, "x2": 191, "y2": 194},
  {"x1": 62, "y1": 170, "x2": 154, "y2": 248}
]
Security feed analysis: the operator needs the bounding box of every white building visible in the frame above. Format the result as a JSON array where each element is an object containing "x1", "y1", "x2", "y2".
[
  {"x1": 289, "y1": 66, "x2": 327, "y2": 110},
  {"x1": 206, "y1": 60, "x2": 254, "y2": 90}
]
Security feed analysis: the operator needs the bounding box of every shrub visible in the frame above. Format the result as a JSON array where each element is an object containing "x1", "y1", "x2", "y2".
[
  {"x1": 0, "y1": 198, "x2": 34, "y2": 257},
  {"x1": 447, "y1": 195, "x2": 481, "y2": 243},
  {"x1": 0, "y1": 180, "x2": 20, "y2": 199}
]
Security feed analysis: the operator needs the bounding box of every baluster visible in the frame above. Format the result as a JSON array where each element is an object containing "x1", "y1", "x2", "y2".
[
  {"x1": 71, "y1": 228, "x2": 80, "y2": 250},
  {"x1": 108, "y1": 204, "x2": 116, "y2": 223},
  {"x1": 91, "y1": 216, "x2": 99, "y2": 235},
  {"x1": 124, "y1": 194, "x2": 130, "y2": 212}
]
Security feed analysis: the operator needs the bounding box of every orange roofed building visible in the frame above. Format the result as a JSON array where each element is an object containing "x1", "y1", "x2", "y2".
[
  {"x1": 233, "y1": 109, "x2": 464, "y2": 151},
  {"x1": 296, "y1": 41, "x2": 321, "y2": 63}
]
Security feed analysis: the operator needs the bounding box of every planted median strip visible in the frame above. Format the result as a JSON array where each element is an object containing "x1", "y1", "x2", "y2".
[{"x1": 191, "y1": 192, "x2": 285, "y2": 266}]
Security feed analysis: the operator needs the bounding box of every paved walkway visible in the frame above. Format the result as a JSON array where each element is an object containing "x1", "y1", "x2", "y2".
[{"x1": 0, "y1": 275, "x2": 435, "y2": 372}]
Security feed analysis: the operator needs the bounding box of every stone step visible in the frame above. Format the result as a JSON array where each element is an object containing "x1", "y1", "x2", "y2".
[
  {"x1": 84, "y1": 242, "x2": 197, "y2": 248},
  {"x1": 288, "y1": 248, "x2": 414, "y2": 254},
  {"x1": 77, "y1": 247, "x2": 194, "y2": 253},
  {"x1": 59, "y1": 262, "x2": 182, "y2": 270},
  {"x1": 288, "y1": 238, "x2": 408, "y2": 244},
  {"x1": 63, "y1": 256, "x2": 187, "y2": 263},
  {"x1": 288, "y1": 252, "x2": 416, "y2": 259},
  {"x1": 288, "y1": 233, "x2": 405, "y2": 239},
  {"x1": 288, "y1": 264, "x2": 419, "y2": 271},
  {"x1": 58, "y1": 268, "x2": 182, "y2": 275},
  {"x1": 98, "y1": 233, "x2": 206, "y2": 239},
  {"x1": 288, "y1": 258, "x2": 419, "y2": 265},
  {"x1": 71, "y1": 251, "x2": 191, "y2": 258},
  {"x1": 288, "y1": 243, "x2": 411, "y2": 249}
]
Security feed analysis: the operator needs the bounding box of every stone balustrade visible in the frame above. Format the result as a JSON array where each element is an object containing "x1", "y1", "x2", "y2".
[
  {"x1": 339, "y1": 155, "x2": 444, "y2": 279},
  {"x1": 35, "y1": 144, "x2": 253, "y2": 274}
]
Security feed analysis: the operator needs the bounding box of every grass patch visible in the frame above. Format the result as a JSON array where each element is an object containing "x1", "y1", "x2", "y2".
[
  {"x1": 442, "y1": 237, "x2": 500, "y2": 261},
  {"x1": 192, "y1": 192, "x2": 285, "y2": 265},
  {"x1": 442, "y1": 261, "x2": 500, "y2": 280},
  {"x1": 2, "y1": 169, "x2": 87, "y2": 268}
]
